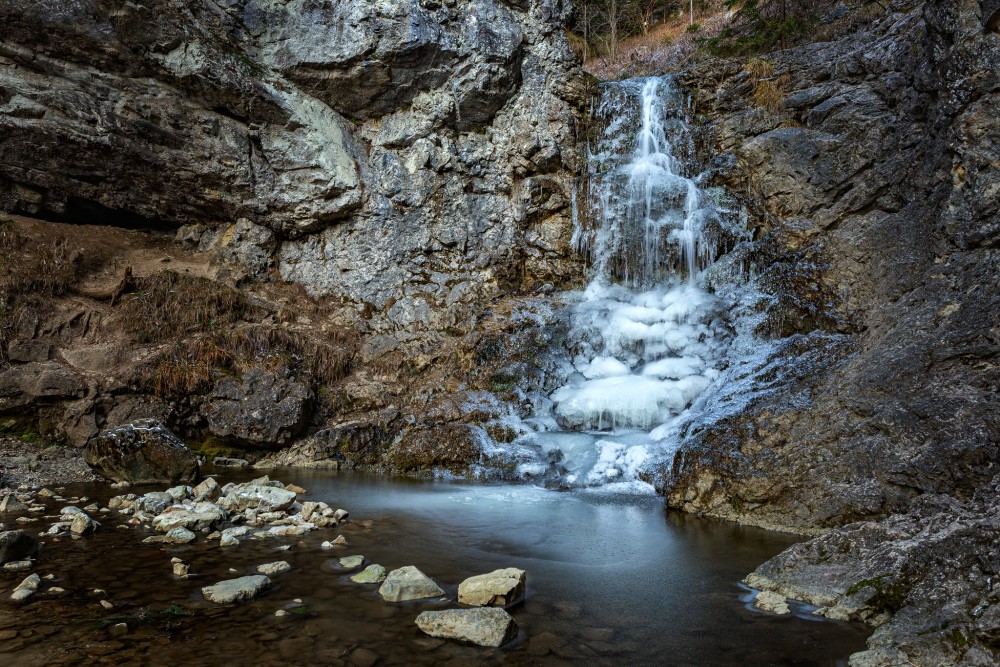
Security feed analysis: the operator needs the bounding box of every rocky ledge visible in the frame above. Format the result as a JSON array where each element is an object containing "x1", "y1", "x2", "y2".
[{"x1": 745, "y1": 476, "x2": 1000, "y2": 667}]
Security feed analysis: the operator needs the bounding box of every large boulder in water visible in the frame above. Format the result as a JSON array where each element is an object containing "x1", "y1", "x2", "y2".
[
  {"x1": 84, "y1": 420, "x2": 199, "y2": 484},
  {"x1": 378, "y1": 566, "x2": 445, "y2": 602},
  {"x1": 458, "y1": 568, "x2": 525, "y2": 607},
  {"x1": 415, "y1": 608, "x2": 519, "y2": 647}
]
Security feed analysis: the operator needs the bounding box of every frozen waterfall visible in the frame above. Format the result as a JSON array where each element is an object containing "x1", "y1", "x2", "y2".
[{"x1": 518, "y1": 76, "x2": 748, "y2": 493}]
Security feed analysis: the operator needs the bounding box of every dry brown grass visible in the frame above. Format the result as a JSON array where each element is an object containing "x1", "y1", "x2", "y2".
[
  {"x1": 117, "y1": 271, "x2": 255, "y2": 343},
  {"x1": 0, "y1": 217, "x2": 79, "y2": 364},
  {"x1": 136, "y1": 324, "x2": 359, "y2": 397},
  {"x1": 745, "y1": 57, "x2": 790, "y2": 114}
]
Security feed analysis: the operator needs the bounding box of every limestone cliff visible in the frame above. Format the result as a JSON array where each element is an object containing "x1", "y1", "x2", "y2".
[
  {"x1": 1, "y1": 0, "x2": 583, "y2": 329},
  {"x1": 663, "y1": 0, "x2": 1000, "y2": 536},
  {"x1": 0, "y1": 0, "x2": 585, "y2": 463}
]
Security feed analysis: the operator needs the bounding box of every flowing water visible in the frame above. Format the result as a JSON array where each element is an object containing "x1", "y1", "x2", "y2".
[
  {"x1": 516, "y1": 76, "x2": 765, "y2": 493},
  {"x1": 0, "y1": 470, "x2": 868, "y2": 666}
]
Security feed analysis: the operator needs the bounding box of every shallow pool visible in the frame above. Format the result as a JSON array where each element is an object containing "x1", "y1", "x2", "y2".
[{"x1": 0, "y1": 470, "x2": 868, "y2": 666}]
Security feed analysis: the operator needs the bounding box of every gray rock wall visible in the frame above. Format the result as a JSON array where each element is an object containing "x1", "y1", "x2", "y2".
[
  {"x1": 666, "y1": 0, "x2": 1000, "y2": 534},
  {"x1": 0, "y1": 0, "x2": 585, "y2": 336}
]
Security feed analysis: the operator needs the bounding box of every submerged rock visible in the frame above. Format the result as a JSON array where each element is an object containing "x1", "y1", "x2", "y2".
[
  {"x1": 458, "y1": 568, "x2": 525, "y2": 607},
  {"x1": 164, "y1": 527, "x2": 196, "y2": 544},
  {"x1": 351, "y1": 564, "x2": 387, "y2": 584},
  {"x1": 202, "y1": 575, "x2": 271, "y2": 604},
  {"x1": 84, "y1": 420, "x2": 199, "y2": 484},
  {"x1": 415, "y1": 608, "x2": 519, "y2": 647},
  {"x1": 257, "y1": 561, "x2": 292, "y2": 576},
  {"x1": 378, "y1": 566, "x2": 445, "y2": 602},
  {"x1": 0, "y1": 530, "x2": 39, "y2": 565}
]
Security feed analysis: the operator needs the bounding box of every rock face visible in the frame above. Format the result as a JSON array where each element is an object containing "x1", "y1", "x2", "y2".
[
  {"x1": 415, "y1": 608, "x2": 519, "y2": 647},
  {"x1": 458, "y1": 568, "x2": 526, "y2": 607},
  {"x1": 201, "y1": 575, "x2": 271, "y2": 604},
  {"x1": 378, "y1": 566, "x2": 445, "y2": 602},
  {"x1": 746, "y1": 477, "x2": 1000, "y2": 667},
  {"x1": 0, "y1": 530, "x2": 38, "y2": 564},
  {"x1": 661, "y1": 0, "x2": 1000, "y2": 536},
  {"x1": 202, "y1": 370, "x2": 312, "y2": 449},
  {"x1": 84, "y1": 420, "x2": 199, "y2": 485},
  {"x1": 0, "y1": 0, "x2": 583, "y2": 330}
]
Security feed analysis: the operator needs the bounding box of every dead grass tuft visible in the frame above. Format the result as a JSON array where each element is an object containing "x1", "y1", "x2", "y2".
[
  {"x1": 136, "y1": 324, "x2": 359, "y2": 397},
  {"x1": 745, "y1": 57, "x2": 789, "y2": 114},
  {"x1": 0, "y1": 219, "x2": 79, "y2": 364},
  {"x1": 117, "y1": 271, "x2": 255, "y2": 343}
]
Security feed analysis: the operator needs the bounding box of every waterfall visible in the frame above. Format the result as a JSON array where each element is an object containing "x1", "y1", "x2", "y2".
[{"x1": 517, "y1": 76, "x2": 749, "y2": 493}]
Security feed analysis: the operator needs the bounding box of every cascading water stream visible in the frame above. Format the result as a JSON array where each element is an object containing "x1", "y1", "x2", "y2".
[{"x1": 515, "y1": 75, "x2": 747, "y2": 492}]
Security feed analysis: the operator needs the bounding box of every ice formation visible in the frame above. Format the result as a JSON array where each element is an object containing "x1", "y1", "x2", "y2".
[{"x1": 521, "y1": 77, "x2": 747, "y2": 493}]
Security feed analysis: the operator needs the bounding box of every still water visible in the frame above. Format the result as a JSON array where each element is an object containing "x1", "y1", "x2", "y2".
[{"x1": 0, "y1": 470, "x2": 868, "y2": 666}]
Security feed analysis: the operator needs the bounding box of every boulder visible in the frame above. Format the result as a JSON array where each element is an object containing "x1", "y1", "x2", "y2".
[
  {"x1": 415, "y1": 608, "x2": 519, "y2": 647},
  {"x1": 338, "y1": 555, "x2": 365, "y2": 570},
  {"x1": 164, "y1": 527, "x2": 196, "y2": 544},
  {"x1": 351, "y1": 564, "x2": 387, "y2": 584},
  {"x1": 378, "y1": 566, "x2": 445, "y2": 602},
  {"x1": 0, "y1": 495, "x2": 29, "y2": 513},
  {"x1": 69, "y1": 513, "x2": 99, "y2": 535},
  {"x1": 192, "y1": 477, "x2": 221, "y2": 502},
  {"x1": 84, "y1": 420, "x2": 199, "y2": 484},
  {"x1": 217, "y1": 483, "x2": 296, "y2": 512},
  {"x1": 151, "y1": 503, "x2": 227, "y2": 532},
  {"x1": 457, "y1": 568, "x2": 525, "y2": 607},
  {"x1": 201, "y1": 575, "x2": 271, "y2": 604},
  {"x1": 202, "y1": 369, "x2": 312, "y2": 449},
  {"x1": 0, "y1": 530, "x2": 39, "y2": 564}
]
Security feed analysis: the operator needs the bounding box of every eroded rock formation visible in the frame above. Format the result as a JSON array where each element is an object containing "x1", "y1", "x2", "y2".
[{"x1": 664, "y1": 0, "x2": 1000, "y2": 536}]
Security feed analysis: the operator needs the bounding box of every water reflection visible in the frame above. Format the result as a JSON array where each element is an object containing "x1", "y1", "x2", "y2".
[{"x1": 0, "y1": 470, "x2": 867, "y2": 666}]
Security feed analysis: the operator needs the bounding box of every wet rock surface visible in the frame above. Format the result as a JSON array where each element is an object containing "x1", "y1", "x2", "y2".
[
  {"x1": 84, "y1": 421, "x2": 199, "y2": 485},
  {"x1": 202, "y1": 575, "x2": 271, "y2": 604},
  {"x1": 746, "y1": 477, "x2": 1000, "y2": 666}
]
